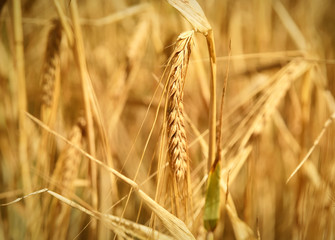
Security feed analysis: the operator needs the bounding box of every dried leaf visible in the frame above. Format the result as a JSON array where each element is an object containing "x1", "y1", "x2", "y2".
[{"x1": 166, "y1": 0, "x2": 211, "y2": 34}]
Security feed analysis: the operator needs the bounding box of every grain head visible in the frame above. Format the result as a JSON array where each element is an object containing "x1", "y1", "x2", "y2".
[
  {"x1": 166, "y1": 30, "x2": 194, "y2": 182},
  {"x1": 41, "y1": 19, "x2": 62, "y2": 109}
]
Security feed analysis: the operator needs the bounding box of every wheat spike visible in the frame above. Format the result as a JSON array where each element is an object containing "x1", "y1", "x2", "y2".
[
  {"x1": 166, "y1": 31, "x2": 193, "y2": 182},
  {"x1": 38, "y1": 18, "x2": 62, "y2": 181},
  {"x1": 45, "y1": 117, "x2": 86, "y2": 240},
  {"x1": 41, "y1": 19, "x2": 62, "y2": 108}
]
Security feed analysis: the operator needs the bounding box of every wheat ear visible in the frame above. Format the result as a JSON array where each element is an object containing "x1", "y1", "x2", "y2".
[
  {"x1": 166, "y1": 31, "x2": 194, "y2": 181},
  {"x1": 41, "y1": 19, "x2": 62, "y2": 109},
  {"x1": 38, "y1": 18, "x2": 62, "y2": 181}
]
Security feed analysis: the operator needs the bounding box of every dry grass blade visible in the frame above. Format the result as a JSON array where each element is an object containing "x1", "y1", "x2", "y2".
[
  {"x1": 79, "y1": 3, "x2": 150, "y2": 26},
  {"x1": 138, "y1": 190, "x2": 196, "y2": 240},
  {"x1": 220, "y1": 147, "x2": 257, "y2": 239},
  {"x1": 212, "y1": 40, "x2": 231, "y2": 171},
  {"x1": 166, "y1": 0, "x2": 211, "y2": 34},
  {"x1": 226, "y1": 204, "x2": 256, "y2": 240},
  {"x1": 273, "y1": 1, "x2": 307, "y2": 50},
  {"x1": 53, "y1": 0, "x2": 74, "y2": 46},
  {"x1": 1, "y1": 189, "x2": 173, "y2": 240},
  {"x1": 287, "y1": 112, "x2": 335, "y2": 183}
]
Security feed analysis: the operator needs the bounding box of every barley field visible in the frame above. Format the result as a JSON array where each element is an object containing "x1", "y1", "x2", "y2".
[{"x1": 0, "y1": 0, "x2": 335, "y2": 239}]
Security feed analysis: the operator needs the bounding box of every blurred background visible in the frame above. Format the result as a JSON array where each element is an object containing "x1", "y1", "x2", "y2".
[{"x1": 0, "y1": 0, "x2": 335, "y2": 239}]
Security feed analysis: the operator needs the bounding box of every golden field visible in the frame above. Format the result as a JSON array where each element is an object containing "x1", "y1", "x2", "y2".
[{"x1": 0, "y1": 0, "x2": 335, "y2": 239}]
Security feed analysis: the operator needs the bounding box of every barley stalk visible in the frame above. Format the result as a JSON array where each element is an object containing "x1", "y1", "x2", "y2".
[
  {"x1": 166, "y1": 31, "x2": 193, "y2": 181},
  {"x1": 9, "y1": 0, "x2": 37, "y2": 237},
  {"x1": 165, "y1": 0, "x2": 216, "y2": 173},
  {"x1": 69, "y1": 1, "x2": 98, "y2": 233},
  {"x1": 10, "y1": 0, "x2": 31, "y2": 198}
]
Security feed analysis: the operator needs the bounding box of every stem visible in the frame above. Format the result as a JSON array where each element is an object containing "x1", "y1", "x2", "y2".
[
  {"x1": 212, "y1": 40, "x2": 231, "y2": 171},
  {"x1": 12, "y1": 0, "x2": 32, "y2": 195},
  {"x1": 206, "y1": 30, "x2": 217, "y2": 172},
  {"x1": 11, "y1": 0, "x2": 42, "y2": 237},
  {"x1": 69, "y1": 0, "x2": 98, "y2": 232}
]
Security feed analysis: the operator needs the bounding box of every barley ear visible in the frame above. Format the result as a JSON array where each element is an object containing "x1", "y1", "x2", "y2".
[
  {"x1": 40, "y1": 19, "x2": 62, "y2": 123},
  {"x1": 166, "y1": 31, "x2": 194, "y2": 182},
  {"x1": 166, "y1": 0, "x2": 217, "y2": 172}
]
